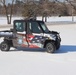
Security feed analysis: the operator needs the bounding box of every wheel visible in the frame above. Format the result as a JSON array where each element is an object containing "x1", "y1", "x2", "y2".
[
  {"x1": 0, "y1": 41, "x2": 10, "y2": 51},
  {"x1": 45, "y1": 42, "x2": 56, "y2": 53}
]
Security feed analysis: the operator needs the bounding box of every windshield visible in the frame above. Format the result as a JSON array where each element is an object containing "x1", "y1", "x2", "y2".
[{"x1": 40, "y1": 22, "x2": 49, "y2": 33}]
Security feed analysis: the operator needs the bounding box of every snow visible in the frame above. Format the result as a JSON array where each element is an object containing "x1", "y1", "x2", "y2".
[
  {"x1": 0, "y1": 16, "x2": 76, "y2": 25},
  {"x1": 37, "y1": 16, "x2": 76, "y2": 22},
  {"x1": 0, "y1": 17, "x2": 22, "y2": 25},
  {"x1": 0, "y1": 17, "x2": 76, "y2": 75}
]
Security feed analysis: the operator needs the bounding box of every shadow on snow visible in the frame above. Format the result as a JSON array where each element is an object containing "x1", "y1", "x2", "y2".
[
  {"x1": 2, "y1": 45, "x2": 76, "y2": 53},
  {"x1": 56, "y1": 45, "x2": 76, "y2": 54},
  {"x1": 10, "y1": 48, "x2": 46, "y2": 53}
]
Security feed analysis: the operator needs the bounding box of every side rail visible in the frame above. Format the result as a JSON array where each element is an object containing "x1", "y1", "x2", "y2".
[{"x1": 0, "y1": 31, "x2": 13, "y2": 37}]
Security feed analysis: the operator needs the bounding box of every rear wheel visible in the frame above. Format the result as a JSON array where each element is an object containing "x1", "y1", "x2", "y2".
[
  {"x1": 45, "y1": 42, "x2": 56, "y2": 53},
  {"x1": 0, "y1": 41, "x2": 10, "y2": 51}
]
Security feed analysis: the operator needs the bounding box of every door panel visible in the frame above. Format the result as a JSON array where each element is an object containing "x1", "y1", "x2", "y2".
[
  {"x1": 27, "y1": 21, "x2": 44, "y2": 48},
  {"x1": 13, "y1": 21, "x2": 28, "y2": 48}
]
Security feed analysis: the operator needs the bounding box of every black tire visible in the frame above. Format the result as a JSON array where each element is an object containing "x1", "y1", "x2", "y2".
[
  {"x1": 0, "y1": 42, "x2": 10, "y2": 51},
  {"x1": 45, "y1": 42, "x2": 56, "y2": 53}
]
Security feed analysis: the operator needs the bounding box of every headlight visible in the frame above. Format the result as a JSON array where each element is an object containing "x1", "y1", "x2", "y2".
[
  {"x1": 50, "y1": 34, "x2": 56, "y2": 40},
  {"x1": 57, "y1": 34, "x2": 60, "y2": 39}
]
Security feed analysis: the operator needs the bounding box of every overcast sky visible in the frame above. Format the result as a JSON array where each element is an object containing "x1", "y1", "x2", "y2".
[
  {"x1": 6, "y1": 0, "x2": 63, "y2": 3},
  {"x1": 6, "y1": 0, "x2": 13, "y2": 4},
  {"x1": 6, "y1": 0, "x2": 64, "y2": 4}
]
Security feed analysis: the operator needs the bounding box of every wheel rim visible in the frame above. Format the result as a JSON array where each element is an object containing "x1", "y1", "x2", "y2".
[
  {"x1": 47, "y1": 43, "x2": 54, "y2": 53},
  {"x1": 1, "y1": 44, "x2": 8, "y2": 51}
]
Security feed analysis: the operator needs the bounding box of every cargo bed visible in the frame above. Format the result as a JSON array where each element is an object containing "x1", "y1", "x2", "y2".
[{"x1": 0, "y1": 30, "x2": 13, "y2": 37}]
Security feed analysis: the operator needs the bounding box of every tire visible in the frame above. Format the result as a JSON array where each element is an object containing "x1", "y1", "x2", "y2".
[
  {"x1": 0, "y1": 42, "x2": 10, "y2": 51},
  {"x1": 45, "y1": 42, "x2": 56, "y2": 53}
]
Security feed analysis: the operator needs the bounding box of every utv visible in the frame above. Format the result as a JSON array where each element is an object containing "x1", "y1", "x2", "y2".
[{"x1": 0, "y1": 19, "x2": 61, "y2": 53}]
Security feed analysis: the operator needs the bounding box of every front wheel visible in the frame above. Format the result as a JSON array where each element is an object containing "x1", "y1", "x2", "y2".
[
  {"x1": 45, "y1": 42, "x2": 56, "y2": 53},
  {"x1": 0, "y1": 42, "x2": 10, "y2": 51}
]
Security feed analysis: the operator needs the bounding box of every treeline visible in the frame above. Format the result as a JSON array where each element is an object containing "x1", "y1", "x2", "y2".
[
  {"x1": 0, "y1": 0, "x2": 76, "y2": 24},
  {"x1": 0, "y1": 0, "x2": 76, "y2": 16}
]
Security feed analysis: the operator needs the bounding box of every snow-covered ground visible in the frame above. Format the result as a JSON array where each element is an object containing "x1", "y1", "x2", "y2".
[
  {"x1": 0, "y1": 17, "x2": 23, "y2": 25},
  {"x1": 0, "y1": 16, "x2": 76, "y2": 25},
  {"x1": 0, "y1": 23, "x2": 76, "y2": 75}
]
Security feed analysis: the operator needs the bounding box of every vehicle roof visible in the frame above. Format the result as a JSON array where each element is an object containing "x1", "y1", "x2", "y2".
[{"x1": 14, "y1": 19, "x2": 44, "y2": 23}]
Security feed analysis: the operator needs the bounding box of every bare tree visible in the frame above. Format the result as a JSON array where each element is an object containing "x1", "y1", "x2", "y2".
[
  {"x1": 65, "y1": 0, "x2": 76, "y2": 10},
  {"x1": 22, "y1": 0, "x2": 39, "y2": 19},
  {"x1": 39, "y1": 0, "x2": 50, "y2": 22},
  {"x1": 0, "y1": 0, "x2": 15, "y2": 24}
]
